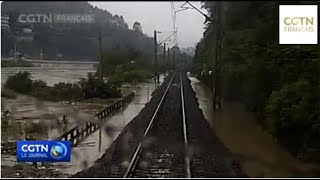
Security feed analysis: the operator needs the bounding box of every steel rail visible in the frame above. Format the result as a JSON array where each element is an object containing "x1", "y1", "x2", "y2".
[
  {"x1": 180, "y1": 72, "x2": 191, "y2": 178},
  {"x1": 123, "y1": 73, "x2": 176, "y2": 178}
]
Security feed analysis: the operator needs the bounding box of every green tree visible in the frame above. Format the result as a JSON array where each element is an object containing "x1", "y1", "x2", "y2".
[{"x1": 193, "y1": 1, "x2": 320, "y2": 160}]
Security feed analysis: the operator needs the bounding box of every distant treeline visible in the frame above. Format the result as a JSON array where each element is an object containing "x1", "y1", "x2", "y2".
[
  {"x1": 1, "y1": 60, "x2": 34, "y2": 67},
  {"x1": 1, "y1": 1, "x2": 154, "y2": 60}
]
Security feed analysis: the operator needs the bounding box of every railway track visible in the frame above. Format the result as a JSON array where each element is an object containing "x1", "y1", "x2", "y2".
[
  {"x1": 74, "y1": 71, "x2": 247, "y2": 178},
  {"x1": 122, "y1": 72, "x2": 191, "y2": 178}
]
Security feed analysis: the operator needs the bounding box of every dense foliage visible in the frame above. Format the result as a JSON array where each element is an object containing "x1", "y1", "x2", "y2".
[
  {"x1": 79, "y1": 72, "x2": 121, "y2": 98},
  {"x1": 5, "y1": 71, "x2": 34, "y2": 94},
  {"x1": 98, "y1": 48, "x2": 155, "y2": 85},
  {"x1": 193, "y1": 1, "x2": 319, "y2": 161}
]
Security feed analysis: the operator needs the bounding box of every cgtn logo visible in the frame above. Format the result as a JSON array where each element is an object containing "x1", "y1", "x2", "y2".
[
  {"x1": 17, "y1": 141, "x2": 71, "y2": 162},
  {"x1": 283, "y1": 17, "x2": 315, "y2": 32},
  {"x1": 279, "y1": 5, "x2": 318, "y2": 44}
]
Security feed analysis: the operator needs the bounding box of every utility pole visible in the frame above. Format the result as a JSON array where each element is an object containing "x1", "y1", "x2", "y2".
[
  {"x1": 167, "y1": 47, "x2": 170, "y2": 72},
  {"x1": 173, "y1": 49, "x2": 176, "y2": 70},
  {"x1": 184, "y1": 53, "x2": 187, "y2": 68},
  {"x1": 154, "y1": 30, "x2": 159, "y2": 86},
  {"x1": 98, "y1": 28, "x2": 103, "y2": 79},
  {"x1": 213, "y1": 1, "x2": 222, "y2": 111},
  {"x1": 163, "y1": 43, "x2": 166, "y2": 72},
  {"x1": 14, "y1": 42, "x2": 17, "y2": 61}
]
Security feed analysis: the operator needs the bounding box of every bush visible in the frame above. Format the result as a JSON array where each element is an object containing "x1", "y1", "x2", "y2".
[
  {"x1": 265, "y1": 79, "x2": 320, "y2": 154},
  {"x1": 5, "y1": 71, "x2": 123, "y2": 101},
  {"x1": 80, "y1": 73, "x2": 122, "y2": 99},
  {"x1": 5, "y1": 71, "x2": 33, "y2": 94},
  {"x1": 30, "y1": 80, "x2": 49, "y2": 98},
  {"x1": 123, "y1": 70, "x2": 153, "y2": 84},
  {"x1": 108, "y1": 66, "x2": 153, "y2": 86},
  {"x1": 51, "y1": 82, "x2": 82, "y2": 101}
]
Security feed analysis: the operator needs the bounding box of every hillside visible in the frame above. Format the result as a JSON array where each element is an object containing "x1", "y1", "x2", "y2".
[{"x1": 1, "y1": 1, "x2": 154, "y2": 61}]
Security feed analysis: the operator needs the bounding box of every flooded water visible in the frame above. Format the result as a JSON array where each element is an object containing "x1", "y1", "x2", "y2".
[
  {"x1": 1, "y1": 63, "x2": 96, "y2": 86},
  {"x1": 1, "y1": 94, "x2": 113, "y2": 141},
  {"x1": 1, "y1": 62, "x2": 166, "y2": 177},
  {"x1": 1, "y1": 62, "x2": 99, "y2": 169},
  {"x1": 1, "y1": 62, "x2": 96, "y2": 150},
  {"x1": 187, "y1": 76, "x2": 320, "y2": 177},
  {"x1": 54, "y1": 81, "x2": 160, "y2": 176}
]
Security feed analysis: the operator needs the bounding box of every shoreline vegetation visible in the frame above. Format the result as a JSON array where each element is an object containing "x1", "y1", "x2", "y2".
[
  {"x1": 0, "y1": 48, "x2": 156, "y2": 148},
  {"x1": 1, "y1": 48, "x2": 155, "y2": 102},
  {"x1": 1, "y1": 60, "x2": 35, "y2": 67}
]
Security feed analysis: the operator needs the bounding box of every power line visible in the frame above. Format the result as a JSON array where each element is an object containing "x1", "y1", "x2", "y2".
[
  {"x1": 158, "y1": 32, "x2": 176, "y2": 45},
  {"x1": 170, "y1": 2, "x2": 176, "y2": 33},
  {"x1": 176, "y1": 1, "x2": 220, "y2": 110},
  {"x1": 185, "y1": 1, "x2": 213, "y2": 23},
  {"x1": 170, "y1": 1, "x2": 178, "y2": 46}
]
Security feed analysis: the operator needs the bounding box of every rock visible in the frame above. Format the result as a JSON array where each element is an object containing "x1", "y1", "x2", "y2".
[{"x1": 38, "y1": 166, "x2": 46, "y2": 170}]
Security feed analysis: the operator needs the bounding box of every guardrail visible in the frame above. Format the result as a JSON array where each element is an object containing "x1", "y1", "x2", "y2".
[
  {"x1": 95, "y1": 92, "x2": 134, "y2": 120},
  {"x1": 0, "y1": 92, "x2": 135, "y2": 154},
  {"x1": 55, "y1": 92, "x2": 135, "y2": 147}
]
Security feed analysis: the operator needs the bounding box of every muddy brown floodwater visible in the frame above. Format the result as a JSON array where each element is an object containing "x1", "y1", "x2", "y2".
[
  {"x1": 1, "y1": 64, "x2": 166, "y2": 178},
  {"x1": 1, "y1": 63, "x2": 96, "y2": 86},
  {"x1": 53, "y1": 81, "x2": 162, "y2": 176},
  {"x1": 188, "y1": 75, "x2": 320, "y2": 178}
]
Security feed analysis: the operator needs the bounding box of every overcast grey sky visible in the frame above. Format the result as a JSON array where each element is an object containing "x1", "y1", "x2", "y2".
[{"x1": 89, "y1": 1, "x2": 207, "y2": 48}]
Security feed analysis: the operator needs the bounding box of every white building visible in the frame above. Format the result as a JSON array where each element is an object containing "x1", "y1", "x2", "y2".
[
  {"x1": 1, "y1": 16, "x2": 10, "y2": 32},
  {"x1": 22, "y1": 27, "x2": 32, "y2": 33}
]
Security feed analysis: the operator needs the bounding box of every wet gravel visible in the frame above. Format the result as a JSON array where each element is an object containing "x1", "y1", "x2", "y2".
[
  {"x1": 73, "y1": 72, "x2": 247, "y2": 178},
  {"x1": 130, "y1": 74, "x2": 185, "y2": 178},
  {"x1": 73, "y1": 75, "x2": 173, "y2": 178}
]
